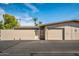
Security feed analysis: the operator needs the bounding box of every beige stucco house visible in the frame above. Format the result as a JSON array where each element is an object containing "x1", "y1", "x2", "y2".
[
  {"x1": 44, "y1": 20, "x2": 79, "y2": 40},
  {"x1": 0, "y1": 20, "x2": 79, "y2": 40}
]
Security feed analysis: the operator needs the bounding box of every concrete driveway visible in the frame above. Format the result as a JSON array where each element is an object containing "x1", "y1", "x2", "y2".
[{"x1": 0, "y1": 40, "x2": 79, "y2": 56}]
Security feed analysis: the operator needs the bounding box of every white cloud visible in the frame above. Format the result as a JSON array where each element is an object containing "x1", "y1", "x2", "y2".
[
  {"x1": 15, "y1": 13, "x2": 35, "y2": 26},
  {"x1": 21, "y1": 21, "x2": 34, "y2": 26},
  {"x1": 16, "y1": 14, "x2": 33, "y2": 21},
  {"x1": 0, "y1": 8, "x2": 5, "y2": 21},
  {"x1": 24, "y1": 3, "x2": 39, "y2": 13},
  {"x1": 20, "y1": 15, "x2": 32, "y2": 21},
  {"x1": 0, "y1": 8, "x2": 5, "y2": 15},
  {"x1": 3, "y1": 3, "x2": 39, "y2": 13},
  {"x1": 3, "y1": 3, "x2": 9, "y2": 4}
]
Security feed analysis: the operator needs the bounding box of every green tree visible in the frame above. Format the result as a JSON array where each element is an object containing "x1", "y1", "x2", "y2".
[
  {"x1": 38, "y1": 21, "x2": 42, "y2": 26},
  {"x1": 32, "y1": 17, "x2": 38, "y2": 26},
  {"x1": 32, "y1": 17, "x2": 38, "y2": 36},
  {"x1": 0, "y1": 21, "x2": 3, "y2": 29},
  {"x1": 3, "y1": 14, "x2": 20, "y2": 29}
]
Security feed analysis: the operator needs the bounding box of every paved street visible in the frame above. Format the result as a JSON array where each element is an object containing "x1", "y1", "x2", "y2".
[{"x1": 0, "y1": 40, "x2": 79, "y2": 56}]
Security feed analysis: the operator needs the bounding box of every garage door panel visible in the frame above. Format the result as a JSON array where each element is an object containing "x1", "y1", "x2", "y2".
[{"x1": 46, "y1": 29, "x2": 63, "y2": 40}]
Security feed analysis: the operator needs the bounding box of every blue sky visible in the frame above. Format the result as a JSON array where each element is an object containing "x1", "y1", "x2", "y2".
[{"x1": 0, "y1": 3, "x2": 79, "y2": 26}]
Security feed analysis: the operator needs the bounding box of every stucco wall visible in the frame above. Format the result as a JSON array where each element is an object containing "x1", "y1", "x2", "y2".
[
  {"x1": 45, "y1": 23, "x2": 79, "y2": 40},
  {"x1": 64, "y1": 26, "x2": 79, "y2": 40},
  {"x1": 0, "y1": 30, "x2": 39, "y2": 40}
]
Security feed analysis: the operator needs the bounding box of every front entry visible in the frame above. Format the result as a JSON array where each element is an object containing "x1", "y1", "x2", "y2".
[{"x1": 39, "y1": 26, "x2": 45, "y2": 40}]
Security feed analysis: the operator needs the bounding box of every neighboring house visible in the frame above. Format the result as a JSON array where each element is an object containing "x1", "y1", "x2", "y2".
[
  {"x1": 44, "y1": 20, "x2": 79, "y2": 40},
  {"x1": 0, "y1": 20, "x2": 79, "y2": 40}
]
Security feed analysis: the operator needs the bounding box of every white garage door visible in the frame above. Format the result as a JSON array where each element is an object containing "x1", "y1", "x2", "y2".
[
  {"x1": 1, "y1": 30, "x2": 39, "y2": 40},
  {"x1": 46, "y1": 28, "x2": 63, "y2": 40}
]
